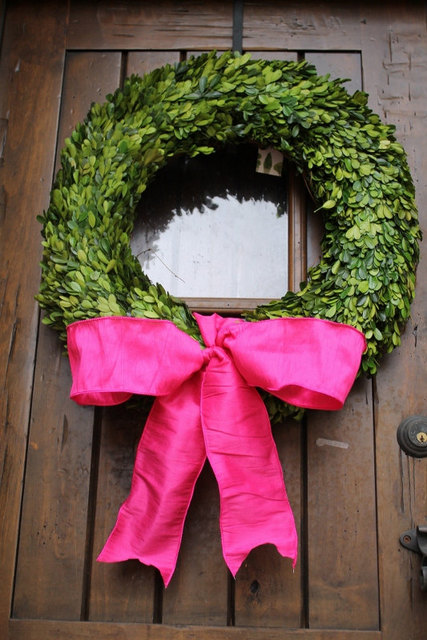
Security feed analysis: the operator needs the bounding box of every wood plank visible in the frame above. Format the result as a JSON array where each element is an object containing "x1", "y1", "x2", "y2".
[
  {"x1": 162, "y1": 463, "x2": 229, "y2": 626},
  {"x1": 232, "y1": 47, "x2": 304, "y2": 622},
  {"x1": 12, "y1": 50, "x2": 124, "y2": 621},
  {"x1": 55, "y1": 51, "x2": 122, "y2": 172},
  {"x1": 234, "y1": 420, "x2": 303, "y2": 628},
  {"x1": 305, "y1": 52, "x2": 362, "y2": 96},
  {"x1": 0, "y1": 2, "x2": 67, "y2": 635},
  {"x1": 288, "y1": 172, "x2": 307, "y2": 292},
  {"x1": 302, "y1": 45, "x2": 379, "y2": 629},
  {"x1": 360, "y1": 4, "x2": 427, "y2": 639},
  {"x1": 184, "y1": 297, "x2": 274, "y2": 313},
  {"x1": 306, "y1": 377, "x2": 379, "y2": 629},
  {"x1": 67, "y1": 0, "x2": 233, "y2": 51},
  {"x1": 304, "y1": 50, "x2": 362, "y2": 274},
  {"x1": 243, "y1": 1, "x2": 363, "y2": 51},
  {"x1": 249, "y1": 51, "x2": 298, "y2": 62},
  {"x1": 306, "y1": 203, "x2": 323, "y2": 274},
  {"x1": 95, "y1": 51, "x2": 226, "y2": 624},
  {"x1": 9, "y1": 618, "x2": 382, "y2": 640},
  {"x1": 126, "y1": 51, "x2": 180, "y2": 78},
  {"x1": 12, "y1": 327, "x2": 95, "y2": 619},
  {"x1": 88, "y1": 403, "x2": 158, "y2": 622}
]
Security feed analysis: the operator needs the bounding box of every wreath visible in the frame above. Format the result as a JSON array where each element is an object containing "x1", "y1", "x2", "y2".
[{"x1": 37, "y1": 51, "x2": 420, "y2": 420}]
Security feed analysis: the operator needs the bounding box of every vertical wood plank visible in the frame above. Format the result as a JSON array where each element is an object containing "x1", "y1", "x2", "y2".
[
  {"x1": 304, "y1": 42, "x2": 377, "y2": 628},
  {"x1": 305, "y1": 52, "x2": 362, "y2": 283},
  {"x1": 304, "y1": 46, "x2": 380, "y2": 629},
  {"x1": 126, "y1": 51, "x2": 180, "y2": 78},
  {"x1": 305, "y1": 52, "x2": 362, "y2": 96},
  {"x1": 88, "y1": 50, "x2": 182, "y2": 623},
  {"x1": 88, "y1": 404, "x2": 157, "y2": 622},
  {"x1": 55, "y1": 51, "x2": 123, "y2": 171},
  {"x1": 234, "y1": 48, "x2": 303, "y2": 629},
  {"x1": 307, "y1": 377, "x2": 379, "y2": 629},
  {"x1": 162, "y1": 463, "x2": 229, "y2": 626},
  {"x1": 12, "y1": 327, "x2": 95, "y2": 619},
  {"x1": 288, "y1": 172, "x2": 307, "y2": 293},
  {"x1": 360, "y1": 4, "x2": 427, "y2": 639},
  {"x1": 0, "y1": 2, "x2": 67, "y2": 634},
  {"x1": 12, "y1": 51, "x2": 123, "y2": 620},
  {"x1": 234, "y1": 421, "x2": 303, "y2": 628}
]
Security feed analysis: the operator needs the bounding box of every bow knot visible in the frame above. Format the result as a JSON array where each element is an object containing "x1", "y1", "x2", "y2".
[{"x1": 67, "y1": 313, "x2": 365, "y2": 586}]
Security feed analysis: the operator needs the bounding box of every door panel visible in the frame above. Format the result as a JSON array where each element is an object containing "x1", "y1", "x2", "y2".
[
  {"x1": 307, "y1": 377, "x2": 379, "y2": 629},
  {"x1": 1, "y1": 2, "x2": 426, "y2": 639},
  {"x1": 0, "y1": 1, "x2": 69, "y2": 631},
  {"x1": 12, "y1": 49, "x2": 124, "y2": 622}
]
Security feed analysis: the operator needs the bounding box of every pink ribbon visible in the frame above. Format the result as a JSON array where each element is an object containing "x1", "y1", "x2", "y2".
[{"x1": 67, "y1": 313, "x2": 366, "y2": 586}]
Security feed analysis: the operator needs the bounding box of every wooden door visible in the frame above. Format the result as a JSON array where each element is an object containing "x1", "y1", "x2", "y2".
[{"x1": 1, "y1": 2, "x2": 426, "y2": 639}]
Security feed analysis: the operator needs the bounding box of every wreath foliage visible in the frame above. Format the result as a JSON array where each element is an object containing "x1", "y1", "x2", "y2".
[{"x1": 37, "y1": 51, "x2": 420, "y2": 419}]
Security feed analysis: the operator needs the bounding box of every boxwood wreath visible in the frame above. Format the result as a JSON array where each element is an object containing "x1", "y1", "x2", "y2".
[{"x1": 37, "y1": 51, "x2": 420, "y2": 421}]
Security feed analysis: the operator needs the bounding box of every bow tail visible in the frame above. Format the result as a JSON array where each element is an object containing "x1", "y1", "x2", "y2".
[
  {"x1": 98, "y1": 373, "x2": 206, "y2": 586},
  {"x1": 200, "y1": 359, "x2": 298, "y2": 577}
]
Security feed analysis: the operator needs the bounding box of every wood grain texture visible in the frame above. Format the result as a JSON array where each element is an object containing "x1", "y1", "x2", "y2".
[
  {"x1": 12, "y1": 327, "x2": 95, "y2": 619},
  {"x1": 9, "y1": 618, "x2": 382, "y2": 640},
  {"x1": 55, "y1": 51, "x2": 122, "y2": 173},
  {"x1": 242, "y1": 1, "x2": 363, "y2": 51},
  {"x1": 307, "y1": 377, "x2": 379, "y2": 629},
  {"x1": 162, "y1": 464, "x2": 229, "y2": 626},
  {"x1": 305, "y1": 52, "x2": 362, "y2": 97},
  {"x1": 0, "y1": 1, "x2": 67, "y2": 635},
  {"x1": 304, "y1": 45, "x2": 379, "y2": 628},
  {"x1": 12, "y1": 49, "x2": 124, "y2": 622},
  {"x1": 88, "y1": 404, "x2": 157, "y2": 622},
  {"x1": 126, "y1": 51, "x2": 180, "y2": 78},
  {"x1": 67, "y1": 0, "x2": 233, "y2": 50},
  {"x1": 1, "y1": 2, "x2": 426, "y2": 638},
  {"x1": 234, "y1": 421, "x2": 303, "y2": 628},
  {"x1": 360, "y1": 4, "x2": 427, "y2": 639}
]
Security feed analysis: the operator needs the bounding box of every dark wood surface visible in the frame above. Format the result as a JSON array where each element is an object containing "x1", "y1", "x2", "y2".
[
  {"x1": 1, "y1": 2, "x2": 426, "y2": 639},
  {"x1": 0, "y1": 1, "x2": 68, "y2": 634},
  {"x1": 9, "y1": 619, "x2": 382, "y2": 640}
]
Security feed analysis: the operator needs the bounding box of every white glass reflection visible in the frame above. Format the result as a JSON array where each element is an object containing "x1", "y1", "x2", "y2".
[{"x1": 132, "y1": 194, "x2": 288, "y2": 299}]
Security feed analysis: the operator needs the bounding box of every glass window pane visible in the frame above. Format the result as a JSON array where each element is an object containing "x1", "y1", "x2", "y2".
[{"x1": 131, "y1": 145, "x2": 288, "y2": 299}]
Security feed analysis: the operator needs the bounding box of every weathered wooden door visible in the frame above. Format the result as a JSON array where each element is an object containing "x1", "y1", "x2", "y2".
[{"x1": 1, "y1": 2, "x2": 426, "y2": 639}]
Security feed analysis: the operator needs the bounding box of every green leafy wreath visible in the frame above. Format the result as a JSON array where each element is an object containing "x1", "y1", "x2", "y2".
[{"x1": 37, "y1": 51, "x2": 420, "y2": 419}]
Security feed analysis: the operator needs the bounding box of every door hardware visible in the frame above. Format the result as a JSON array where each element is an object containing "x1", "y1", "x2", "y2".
[
  {"x1": 399, "y1": 525, "x2": 427, "y2": 591},
  {"x1": 397, "y1": 415, "x2": 427, "y2": 458}
]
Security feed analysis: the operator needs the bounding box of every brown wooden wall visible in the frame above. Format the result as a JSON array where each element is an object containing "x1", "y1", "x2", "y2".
[{"x1": 0, "y1": 2, "x2": 426, "y2": 639}]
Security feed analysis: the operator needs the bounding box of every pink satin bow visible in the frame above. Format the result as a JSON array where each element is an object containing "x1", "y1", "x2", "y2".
[{"x1": 67, "y1": 313, "x2": 366, "y2": 586}]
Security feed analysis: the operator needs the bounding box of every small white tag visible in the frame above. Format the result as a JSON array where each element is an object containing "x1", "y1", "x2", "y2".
[{"x1": 256, "y1": 147, "x2": 284, "y2": 177}]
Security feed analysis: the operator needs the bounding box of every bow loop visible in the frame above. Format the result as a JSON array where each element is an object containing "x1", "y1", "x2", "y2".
[
  {"x1": 68, "y1": 316, "x2": 204, "y2": 405},
  {"x1": 225, "y1": 317, "x2": 366, "y2": 410}
]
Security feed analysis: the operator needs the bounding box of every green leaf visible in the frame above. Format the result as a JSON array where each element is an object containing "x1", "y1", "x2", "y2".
[
  {"x1": 322, "y1": 200, "x2": 336, "y2": 209},
  {"x1": 88, "y1": 212, "x2": 96, "y2": 228},
  {"x1": 119, "y1": 140, "x2": 128, "y2": 154}
]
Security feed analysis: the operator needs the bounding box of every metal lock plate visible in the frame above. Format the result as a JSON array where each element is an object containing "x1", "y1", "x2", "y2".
[
  {"x1": 397, "y1": 415, "x2": 427, "y2": 458},
  {"x1": 400, "y1": 525, "x2": 427, "y2": 591}
]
